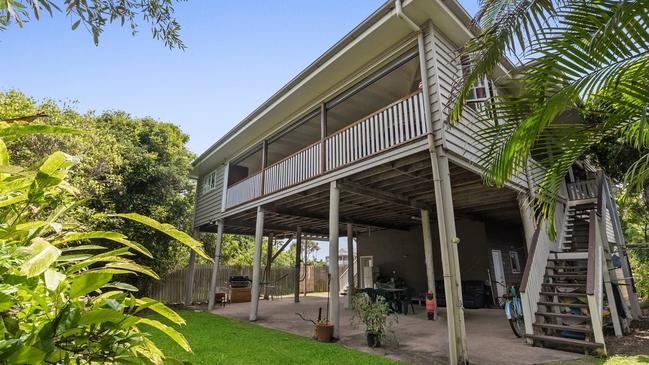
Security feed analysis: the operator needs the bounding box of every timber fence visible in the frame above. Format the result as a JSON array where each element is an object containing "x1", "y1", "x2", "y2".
[{"x1": 148, "y1": 264, "x2": 332, "y2": 304}]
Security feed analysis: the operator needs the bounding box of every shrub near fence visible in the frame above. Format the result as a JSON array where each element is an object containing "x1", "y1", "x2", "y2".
[{"x1": 148, "y1": 264, "x2": 331, "y2": 304}]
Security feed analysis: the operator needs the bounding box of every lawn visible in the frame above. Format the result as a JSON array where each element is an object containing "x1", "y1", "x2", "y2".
[
  {"x1": 145, "y1": 310, "x2": 408, "y2": 365},
  {"x1": 548, "y1": 355, "x2": 649, "y2": 365}
]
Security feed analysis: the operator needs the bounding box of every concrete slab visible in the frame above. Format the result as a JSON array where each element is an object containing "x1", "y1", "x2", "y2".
[{"x1": 207, "y1": 296, "x2": 582, "y2": 365}]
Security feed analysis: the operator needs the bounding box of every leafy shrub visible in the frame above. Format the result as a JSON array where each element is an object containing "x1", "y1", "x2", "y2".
[{"x1": 0, "y1": 124, "x2": 209, "y2": 364}]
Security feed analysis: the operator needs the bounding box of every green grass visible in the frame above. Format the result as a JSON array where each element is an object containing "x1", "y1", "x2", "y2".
[
  {"x1": 546, "y1": 355, "x2": 649, "y2": 365},
  {"x1": 145, "y1": 310, "x2": 408, "y2": 365}
]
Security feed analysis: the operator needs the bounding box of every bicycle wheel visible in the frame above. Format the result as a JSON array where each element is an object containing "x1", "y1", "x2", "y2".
[{"x1": 508, "y1": 316, "x2": 524, "y2": 338}]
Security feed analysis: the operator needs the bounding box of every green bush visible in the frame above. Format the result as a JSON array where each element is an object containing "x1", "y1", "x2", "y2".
[{"x1": 0, "y1": 123, "x2": 209, "y2": 364}]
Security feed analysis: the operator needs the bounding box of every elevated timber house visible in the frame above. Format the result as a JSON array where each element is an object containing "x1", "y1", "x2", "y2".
[{"x1": 189, "y1": 1, "x2": 642, "y2": 363}]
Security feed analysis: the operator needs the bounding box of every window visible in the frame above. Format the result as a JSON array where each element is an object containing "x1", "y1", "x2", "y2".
[
  {"x1": 460, "y1": 54, "x2": 496, "y2": 114},
  {"x1": 202, "y1": 170, "x2": 219, "y2": 194},
  {"x1": 509, "y1": 251, "x2": 521, "y2": 274}
]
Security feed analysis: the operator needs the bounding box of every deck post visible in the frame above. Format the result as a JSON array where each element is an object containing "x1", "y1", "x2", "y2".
[
  {"x1": 207, "y1": 220, "x2": 224, "y2": 311},
  {"x1": 250, "y1": 207, "x2": 264, "y2": 321},
  {"x1": 328, "y1": 181, "x2": 340, "y2": 338},
  {"x1": 184, "y1": 229, "x2": 200, "y2": 306},
  {"x1": 346, "y1": 223, "x2": 354, "y2": 309},
  {"x1": 417, "y1": 23, "x2": 468, "y2": 364},
  {"x1": 294, "y1": 227, "x2": 302, "y2": 303},
  {"x1": 437, "y1": 149, "x2": 469, "y2": 363},
  {"x1": 420, "y1": 209, "x2": 437, "y2": 318},
  {"x1": 264, "y1": 232, "x2": 274, "y2": 300},
  {"x1": 517, "y1": 194, "x2": 536, "y2": 250}
]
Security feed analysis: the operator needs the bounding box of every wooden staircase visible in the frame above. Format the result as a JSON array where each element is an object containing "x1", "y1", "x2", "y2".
[
  {"x1": 520, "y1": 174, "x2": 639, "y2": 354},
  {"x1": 524, "y1": 199, "x2": 610, "y2": 352},
  {"x1": 527, "y1": 254, "x2": 603, "y2": 350}
]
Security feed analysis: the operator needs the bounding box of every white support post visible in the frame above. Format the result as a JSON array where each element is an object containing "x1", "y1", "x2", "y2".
[
  {"x1": 329, "y1": 181, "x2": 340, "y2": 338},
  {"x1": 517, "y1": 194, "x2": 537, "y2": 250},
  {"x1": 250, "y1": 207, "x2": 264, "y2": 321},
  {"x1": 421, "y1": 209, "x2": 437, "y2": 319},
  {"x1": 346, "y1": 223, "x2": 354, "y2": 309},
  {"x1": 207, "y1": 220, "x2": 224, "y2": 311},
  {"x1": 438, "y1": 149, "x2": 469, "y2": 363},
  {"x1": 294, "y1": 227, "x2": 302, "y2": 303},
  {"x1": 264, "y1": 233, "x2": 274, "y2": 300},
  {"x1": 184, "y1": 229, "x2": 200, "y2": 306}
]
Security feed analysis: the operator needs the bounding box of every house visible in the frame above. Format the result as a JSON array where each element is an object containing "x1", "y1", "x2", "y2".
[{"x1": 188, "y1": 0, "x2": 641, "y2": 363}]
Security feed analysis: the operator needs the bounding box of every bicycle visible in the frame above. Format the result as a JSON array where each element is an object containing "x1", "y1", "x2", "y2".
[{"x1": 502, "y1": 285, "x2": 525, "y2": 338}]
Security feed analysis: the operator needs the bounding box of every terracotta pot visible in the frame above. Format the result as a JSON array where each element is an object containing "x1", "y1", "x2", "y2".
[
  {"x1": 366, "y1": 331, "x2": 381, "y2": 348},
  {"x1": 314, "y1": 323, "x2": 334, "y2": 342}
]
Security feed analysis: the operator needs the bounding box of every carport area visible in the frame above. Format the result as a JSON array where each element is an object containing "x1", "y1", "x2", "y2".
[{"x1": 207, "y1": 295, "x2": 581, "y2": 365}]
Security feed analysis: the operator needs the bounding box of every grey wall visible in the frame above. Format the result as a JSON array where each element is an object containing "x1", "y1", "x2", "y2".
[
  {"x1": 357, "y1": 217, "x2": 526, "y2": 295},
  {"x1": 194, "y1": 165, "x2": 225, "y2": 228}
]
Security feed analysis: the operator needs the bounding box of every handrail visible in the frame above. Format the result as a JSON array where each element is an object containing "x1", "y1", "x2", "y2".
[
  {"x1": 586, "y1": 210, "x2": 597, "y2": 295},
  {"x1": 519, "y1": 228, "x2": 541, "y2": 294}
]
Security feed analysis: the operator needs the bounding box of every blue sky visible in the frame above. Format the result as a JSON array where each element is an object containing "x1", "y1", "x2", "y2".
[
  {"x1": 3, "y1": 1, "x2": 479, "y2": 258},
  {"x1": 2, "y1": 0, "x2": 478, "y2": 155}
]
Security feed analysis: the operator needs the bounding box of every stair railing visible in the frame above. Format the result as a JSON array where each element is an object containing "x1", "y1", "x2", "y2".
[
  {"x1": 520, "y1": 226, "x2": 551, "y2": 339},
  {"x1": 586, "y1": 210, "x2": 606, "y2": 345}
]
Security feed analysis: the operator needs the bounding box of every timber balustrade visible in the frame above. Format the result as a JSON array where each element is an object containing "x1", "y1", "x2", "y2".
[
  {"x1": 226, "y1": 172, "x2": 262, "y2": 209},
  {"x1": 224, "y1": 91, "x2": 427, "y2": 209},
  {"x1": 567, "y1": 180, "x2": 598, "y2": 200}
]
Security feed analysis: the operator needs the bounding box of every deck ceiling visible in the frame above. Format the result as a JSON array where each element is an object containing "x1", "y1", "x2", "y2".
[{"x1": 212, "y1": 151, "x2": 521, "y2": 238}]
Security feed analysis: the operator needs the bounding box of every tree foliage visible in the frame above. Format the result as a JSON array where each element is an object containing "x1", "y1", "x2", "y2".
[
  {"x1": 453, "y1": 0, "x2": 649, "y2": 231},
  {"x1": 0, "y1": 122, "x2": 209, "y2": 363},
  {"x1": 1, "y1": 90, "x2": 196, "y2": 282},
  {"x1": 0, "y1": 0, "x2": 186, "y2": 48},
  {"x1": 201, "y1": 234, "x2": 323, "y2": 267}
]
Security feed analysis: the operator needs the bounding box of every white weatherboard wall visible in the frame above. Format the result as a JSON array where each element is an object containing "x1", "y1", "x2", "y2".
[
  {"x1": 194, "y1": 165, "x2": 225, "y2": 228},
  {"x1": 356, "y1": 218, "x2": 526, "y2": 295}
]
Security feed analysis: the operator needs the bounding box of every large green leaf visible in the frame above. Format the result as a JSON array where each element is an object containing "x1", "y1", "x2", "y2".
[
  {"x1": 136, "y1": 297, "x2": 184, "y2": 325},
  {"x1": 79, "y1": 308, "x2": 124, "y2": 325},
  {"x1": 0, "y1": 125, "x2": 83, "y2": 139},
  {"x1": 137, "y1": 318, "x2": 191, "y2": 352},
  {"x1": 69, "y1": 272, "x2": 112, "y2": 298},
  {"x1": 105, "y1": 262, "x2": 159, "y2": 279},
  {"x1": 6, "y1": 345, "x2": 46, "y2": 364},
  {"x1": 44, "y1": 269, "x2": 66, "y2": 291},
  {"x1": 20, "y1": 238, "x2": 61, "y2": 277},
  {"x1": 113, "y1": 213, "x2": 210, "y2": 261},
  {"x1": 55, "y1": 231, "x2": 152, "y2": 258}
]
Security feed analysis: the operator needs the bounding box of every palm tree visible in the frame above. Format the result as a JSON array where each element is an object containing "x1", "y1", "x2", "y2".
[{"x1": 452, "y1": 0, "x2": 648, "y2": 231}]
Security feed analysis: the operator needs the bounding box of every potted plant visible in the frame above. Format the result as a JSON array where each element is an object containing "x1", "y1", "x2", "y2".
[
  {"x1": 296, "y1": 307, "x2": 334, "y2": 342},
  {"x1": 351, "y1": 293, "x2": 398, "y2": 348}
]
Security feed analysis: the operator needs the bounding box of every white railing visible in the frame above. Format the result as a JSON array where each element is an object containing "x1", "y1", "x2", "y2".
[
  {"x1": 567, "y1": 180, "x2": 598, "y2": 200},
  {"x1": 225, "y1": 172, "x2": 262, "y2": 209},
  {"x1": 520, "y1": 225, "x2": 552, "y2": 338},
  {"x1": 223, "y1": 91, "x2": 428, "y2": 209},
  {"x1": 586, "y1": 210, "x2": 606, "y2": 345},
  {"x1": 263, "y1": 143, "x2": 321, "y2": 195},
  {"x1": 325, "y1": 92, "x2": 426, "y2": 171}
]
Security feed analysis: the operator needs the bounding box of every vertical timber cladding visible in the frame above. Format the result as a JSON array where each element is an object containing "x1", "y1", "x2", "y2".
[{"x1": 194, "y1": 164, "x2": 225, "y2": 228}]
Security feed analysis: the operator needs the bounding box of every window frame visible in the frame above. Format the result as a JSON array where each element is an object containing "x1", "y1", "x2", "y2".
[{"x1": 201, "y1": 170, "x2": 218, "y2": 194}]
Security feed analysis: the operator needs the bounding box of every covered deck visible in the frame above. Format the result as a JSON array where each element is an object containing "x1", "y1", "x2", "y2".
[{"x1": 208, "y1": 296, "x2": 580, "y2": 365}]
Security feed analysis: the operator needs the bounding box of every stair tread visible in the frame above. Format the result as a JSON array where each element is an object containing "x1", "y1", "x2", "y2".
[
  {"x1": 533, "y1": 323, "x2": 592, "y2": 333},
  {"x1": 527, "y1": 334, "x2": 602, "y2": 348},
  {"x1": 540, "y1": 292, "x2": 587, "y2": 297},
  {"x1": 542, "y1": 283, "x2": 586, "y2": 288},
  {"x1": 537, "y1": 301, "x2": 588, "y2": 308},
  {"x1": 545, "y1": 273, "x2": 587, "y2": 277},
  {"x1": 535, "y1": 312, "x2": 590, "y2": 319}
]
